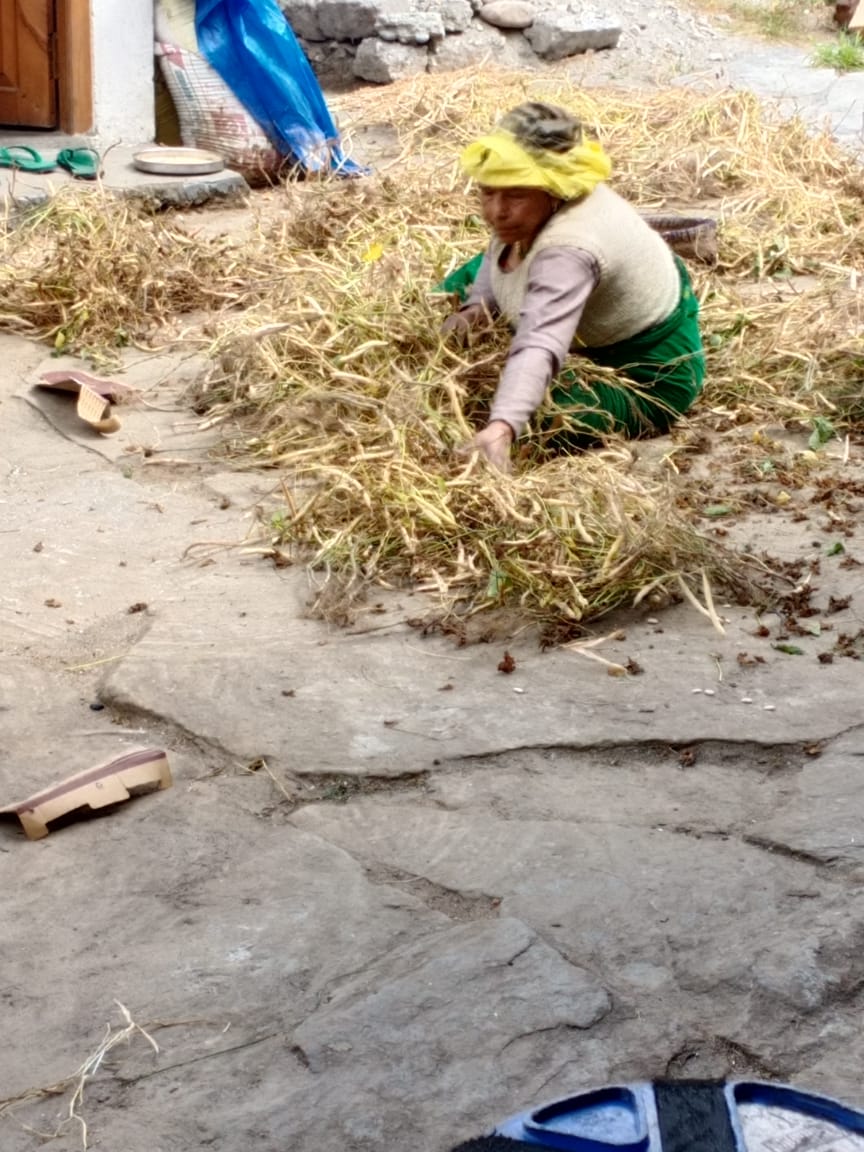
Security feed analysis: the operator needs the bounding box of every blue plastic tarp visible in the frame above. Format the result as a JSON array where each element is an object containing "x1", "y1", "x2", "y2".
[{"x1": 195, "y1": 0, "x2": 365, "y2": 175}]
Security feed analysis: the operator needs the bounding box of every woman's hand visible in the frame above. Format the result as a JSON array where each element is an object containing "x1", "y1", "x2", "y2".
[
  {"x1": 463, "y1": 420, "x2": 515, "y2": 474},
  {"x1": 441, "y1": 304, "x2": 489, "y2": 341}
]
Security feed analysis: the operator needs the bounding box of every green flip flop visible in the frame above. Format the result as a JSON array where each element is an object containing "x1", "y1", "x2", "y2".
[
  {"x1": 0, "y1": 145, "x2": 57, "y2": 174},
  {"x1": 56, "y1": 147, "x2": 101, "y2": 181}
]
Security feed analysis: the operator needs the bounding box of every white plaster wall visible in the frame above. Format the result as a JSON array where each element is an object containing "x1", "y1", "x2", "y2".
[{"x1": 89, "y1": 0, "x2": 155, "y2": 144}]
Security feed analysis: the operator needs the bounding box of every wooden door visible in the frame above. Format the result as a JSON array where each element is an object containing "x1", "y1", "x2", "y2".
[{"x1": 0, "y1": 0, "x2": 57, "y2": 128}]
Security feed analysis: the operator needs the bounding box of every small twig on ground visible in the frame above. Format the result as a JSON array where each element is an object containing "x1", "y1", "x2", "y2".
[
  {"x1": 64, "y1": 653, "x2": 128, "y2": 672},
  {"x1": 0, "y1": 1001, "x2": 159, "y2": 1150},
  {"x1": 676, "y1": 573, "x2": 726, "y2": 635},
  {"x1": 245, "y1": 757, "x2": 297, "y2": 805},
  {"x1": 181, "y1": 539, "x2": 245, "y2": 560},
  {"x1": 69, "y1": 729, "x2": 148, "y2": 738},
  {"x1": 562, "y1": 629, "x2": 630, "y2": 675}
]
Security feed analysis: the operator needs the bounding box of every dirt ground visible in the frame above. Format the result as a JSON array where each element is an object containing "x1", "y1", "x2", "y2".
[{"x1": 4, "y1": 14, "x2": 864, "y2": 1152}]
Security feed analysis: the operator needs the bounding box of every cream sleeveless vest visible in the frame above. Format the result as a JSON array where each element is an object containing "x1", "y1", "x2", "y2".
[{"x1": 489, "y1": 184, "x2": 680, "y2": 349}]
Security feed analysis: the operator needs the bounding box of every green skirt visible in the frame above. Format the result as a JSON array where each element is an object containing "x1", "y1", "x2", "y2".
[{"x1": 437, "y1": 255, "x2": 705, "y2": 447}]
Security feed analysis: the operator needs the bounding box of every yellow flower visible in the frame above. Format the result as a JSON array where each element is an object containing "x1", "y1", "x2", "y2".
[{"x1": 361, "y1": 243, "x2": 384, "y2": 263}]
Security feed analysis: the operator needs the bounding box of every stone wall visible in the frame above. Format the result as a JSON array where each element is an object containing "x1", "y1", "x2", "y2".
[{"x1": 279, "y1": 0, "x2": 622, "y2": 84}]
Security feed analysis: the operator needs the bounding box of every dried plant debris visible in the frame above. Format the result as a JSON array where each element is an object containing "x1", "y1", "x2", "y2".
[{"x1": 4, "y1": 77, "x2": 864, "y2": 633}]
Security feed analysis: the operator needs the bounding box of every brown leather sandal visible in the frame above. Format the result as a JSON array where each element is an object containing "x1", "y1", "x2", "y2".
[{"x1": 37, "y1": 369, "x2": 132, "y2": 434}]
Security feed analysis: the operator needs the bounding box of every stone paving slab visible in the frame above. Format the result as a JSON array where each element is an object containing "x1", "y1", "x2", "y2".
[
  {"x1": 22, "y1": 920, "x2": 613, "y2": 1152},
  {"x1": 287, "y1": 918, "x2": 611, "y2": 1149},
  {"x1": 292, "y1": 776, "x2": 864, "y2": 1081},
  {"x1": 0, "y1": 402, "x2": 245, "y2": 654},
  {"x1": 1, "y1": 347, "x2": 263, "y2": 680},
  {"x1": 720, "y1": 47, "x2": 864, "y2": 152},
  {"x1": 750, "y1": 729, "x2": 864, "y2": 866},
  {"x1": 1, "y1": 769, "x2": 445, "y2": 1104},
  {"x1": 427, "y1": 745, "x2": 778, "y2": 823},
  {"x1": 102, "y1": 579, "x2": 864, "y2": 776}
]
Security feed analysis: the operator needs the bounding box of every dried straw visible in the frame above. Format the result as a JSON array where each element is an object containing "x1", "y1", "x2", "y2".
[
  {"x1": 0, "y1": 192, "x2": 248, "y2": 362},
  {"x1": 0, "y1": 1001, "x2": 161, "y2": 1149},
  {"x1": 3, "y1": 74, "x2": 862, "y2": 631}
]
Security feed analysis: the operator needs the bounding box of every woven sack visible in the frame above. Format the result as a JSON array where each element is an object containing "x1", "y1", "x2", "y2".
[
  {"x1": 643, "y1": 215, "x2": 718, "y2": 265},
  {"x1": 155, "y1": 39, "x2": 285, "y2": 185}
]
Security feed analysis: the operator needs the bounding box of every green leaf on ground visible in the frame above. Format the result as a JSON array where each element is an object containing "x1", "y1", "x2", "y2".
[
  {"x1": 485, "y1": 570, "x2": 508, "y2": 599},
  {"x1": 773, "y1": 643, "x2": 805, "y2": 655},
  {"x1": 809, "y1": 416, "x2": 836, "y2": 452}
]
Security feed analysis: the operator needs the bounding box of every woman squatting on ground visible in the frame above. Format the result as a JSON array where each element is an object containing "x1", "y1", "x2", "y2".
[{"x1": 441, "y1": 102, "x2": 706, "y2": 473}]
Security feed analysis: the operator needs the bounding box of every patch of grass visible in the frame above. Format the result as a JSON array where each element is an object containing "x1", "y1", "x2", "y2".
[
  {"x1": 692, "y1": 0, "x2": 829, "y2": 41},
  {"x1": 811, "y1": 31, "x2": 864, "y2": 71},
  {"x1": 731, "y1": 0, "x2": 805, "y2": 37}
]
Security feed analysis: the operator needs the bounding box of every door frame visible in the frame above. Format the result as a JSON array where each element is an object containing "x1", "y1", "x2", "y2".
[{"x1": 56, "y1": 0, "x2": 93, "y2": 132}]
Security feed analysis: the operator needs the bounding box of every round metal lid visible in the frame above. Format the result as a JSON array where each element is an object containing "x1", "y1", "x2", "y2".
[{"x1": 132, "y1": 147, "x2": 225, "y2": 176}]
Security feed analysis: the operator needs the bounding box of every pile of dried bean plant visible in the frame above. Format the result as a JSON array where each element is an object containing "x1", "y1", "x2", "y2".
[{"x1": 4, "y1": 74, "x2": 862, "y2": 630}]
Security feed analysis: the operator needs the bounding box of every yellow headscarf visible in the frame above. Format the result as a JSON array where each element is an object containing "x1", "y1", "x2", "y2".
[{"x1": 460, "y1": 129, "x2": 611, "y2": 201}]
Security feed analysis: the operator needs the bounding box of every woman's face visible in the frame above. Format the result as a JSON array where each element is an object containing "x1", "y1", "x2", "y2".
[{"x1": 479, "y1": 186, "x2": 558, "y2": 247}]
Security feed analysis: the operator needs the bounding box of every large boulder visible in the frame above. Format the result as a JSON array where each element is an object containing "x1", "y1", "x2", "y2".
[
  {"x1": 281, "y1": 0, "x2": 326, "y2": 40},
  {"x1": 428, "y1": 20, "x2": 537, "y2": 70},
  {"x1": 300, "y1": 38, "x2": 358, "y2": 83},
  {"x1": 479, "y1": 0, "x2": 535, "y2": 28},
  {"x1": 524, "y1": 7, "x2": 621, "y2": 58},
  {"x1": 376, "y1": 9, "x2": 446, "y2": 43},
  {"x1": 317, "y1": 0, "x2": 393, "y2": 41},
  {"x1": 312, "y1": 0, "x2": 471, "y2": 42},
  {"x1": 421, "y1": 0, "x2": 474, "y2": 32},
  {"x1": 353, "y1": 36, "x2": 430, "y2": 80}
]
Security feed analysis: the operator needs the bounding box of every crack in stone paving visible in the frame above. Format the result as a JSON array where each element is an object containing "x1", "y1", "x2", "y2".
[
  {"x1": 664, "y1": 1035, "x2": 787, "y2": 1080},
  {"x1": 298, "y1": 772, "x2": 431, "y2": 805},
  {"x1": 362, "y1": 861, "x2": 501, "y2": 922},
  {"x1": 449, "y1": 738, "x2": 817, "y2": 773},
  {"x1": 96, "y1": 706, "x2": 423, "y2": 804},
  {"x1": 666, "y1": 825, "x2": 850, "y2": 872},
  {"x1": 116, "y1": 1031, "x2": 286, "y2": 1085},
  {"x1": 741, "y1": 834, "x2": 844, "y2": 869},
  {"x1": 100, "y1": 688, "x2": 437, "y2": 803},
  {"x1": 99, "y1": 698, "x2": 251, "y2": 776},
  {"x1": 497, "y1": 1021, "x2": 608, "y2": 1056},
  {"x1": 301, "y1": 921, "x2": 458, "y2": 1017},
  {"x1": 495, "y1": 937, "x2": 536, "y2": 971},
  {"x1": 824, "y1": 978, "x2": 864, "y2": 1011}
]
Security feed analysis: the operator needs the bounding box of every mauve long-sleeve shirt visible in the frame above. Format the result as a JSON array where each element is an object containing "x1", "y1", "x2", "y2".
[{"x1": 464, "y1": 247, "x2": 601, "y2": 436}]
